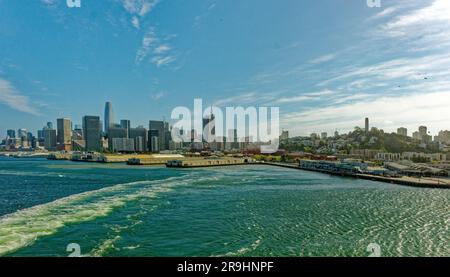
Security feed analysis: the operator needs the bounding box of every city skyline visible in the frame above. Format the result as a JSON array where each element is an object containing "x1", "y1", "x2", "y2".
[
  {"x1": 2, "y1": 99, "x2": 450, "y2": 142},
  {"x1": 1, "y1": 0, "x2": 450, "y2": 138}
]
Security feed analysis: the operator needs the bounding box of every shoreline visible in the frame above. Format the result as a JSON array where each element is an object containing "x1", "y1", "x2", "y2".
[
  {"x1": 259, "y1": 162, "x2": 450, "y2": 189},
  {"x1": 2, "y1": 155, "x2": 449, "y2": 189}
]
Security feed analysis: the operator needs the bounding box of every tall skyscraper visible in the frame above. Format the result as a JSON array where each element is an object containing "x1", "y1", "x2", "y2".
[
  {"x1": 57, "y1": 118, "x2": 72, "y2": 145},
  {"x1": 149, "y1": 120, "x2": 165, "y2": 151},
  {"x1": 17, "y1": 129, "x2": 27, "y2": 139},
  {"x1": 120, "y1": 119, "x2": 131, "y2": 137},
  {"x1": 148, "y1": 129, "x2": 160, "y2": 152},
  {"x1": 365, "y1": 118, "x2": 369, "y2": 133},
  {"x1": 43, "y1": 128, "x2": 57, "y2": 150},
  {"x1": 83, "y1": 116, "x2": 101, "y2": 151},
  {"x1": 108, "y1": 126, "x2": 127, "y2": 151},
  {"x1": 6, "y1": 129, "x2": 15, "y2": 139},
  {"x1": 104, "y1": 102, "x2": 115, "y2": 135},
  {"x1": 130, "y1": 127, "x2": 148, "y2": 152},
  {"x1": 46, "y1": 122, "x2": 53, "y2": 129}
]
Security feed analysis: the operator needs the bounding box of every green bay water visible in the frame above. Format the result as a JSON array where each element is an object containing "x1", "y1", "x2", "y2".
[{"x1": 0, "y1": 157, "x2": 449, "y2": 257}]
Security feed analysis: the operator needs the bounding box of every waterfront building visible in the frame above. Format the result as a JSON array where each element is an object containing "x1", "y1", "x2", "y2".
[
  {"x1": 108, "y1": 126, "x2": 128, "y2": 151},
  {"x1": 349, "y1": 149, "x2": 381, "y2": 160},
  {"x1": 111, "y1": 138, "x2": 135, "y2": 152},
  {"x1": 43, "y1": 128, "x2": 57, "y2": 150},
  {"x1": 149, "y1": 129, "x2": 160, "y2": 152},
  {"x1": 130, "y1": 127, "x2": 148, "y2": 152},
  {"x1": 104, "y1": 102, "x2": 115, "y2": 135},
  {"x1": 164, "y1": 122, "x2": 171, "y2": 150},
  {"x1": 82, "y1": 116, "x2": 102, "y2": 151},
  {"x1": 149, "y1": 120, "x2": 166, "y2": 151},
  {"x1": 57, "y1": 118, "x2": 72, "y2": 145},
  {"x1": 397, "y1": 127, "x2": 408, "y2": 137},
  {"x1": 375, "y1": 152, "x2": 402, "y2": 162},
  {"x1": 402, "y1": 152, "x2": 447, "y2": 162}
]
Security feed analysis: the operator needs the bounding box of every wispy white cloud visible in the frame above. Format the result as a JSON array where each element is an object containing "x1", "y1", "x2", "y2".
[
  {"x1": 0, "y1": 79, "x2": 41, "y2": 116},
  {"x1": 131, "y1": 16, "x2": 140, "y2": 29},
  {"x1": 368, "y1": 7, "x2": 398, "y2": 21},
  {"x1": 319, "y1": 54, "x2": 450, "y2": 86},
  {"x1": 40, "y1": 0, "x2": 57, "y2": 5},
  {"x1": 193, "y1": 1, "x2": 217, "y2": 28},
  {"x1": 151, "y1": 55, "x2": 175, "y2": 67},
  {"x1": 309, "y1": 54, "x2": 336, "y2": 64},
  {"x1": 135, "y1": 28, "x2": 157, "y2": 64},
  {"x1": 121, "y1": 0, "x2": 160, "y2": 29},
  {"x1": 151, "y1": 91, "x2": 165, "y2": 100},
  {"x1": 135, "y1": 27, "x2": 177, "y2": 67},
  {"x1": 276, "y1": 95, "x2": 316, "y2": 104},
  {"x1": 275, "y1": 90, "x2": 336, "y2": 104},
  {"x1": 376, "y1": 0, "x2": 450, "y2": 52},
  {"x1": 214, "y1": 91, "x2": 282, "y2": 107},
  {"x1": 153, "y1": 44, "x2": 171, "y2": 54}
]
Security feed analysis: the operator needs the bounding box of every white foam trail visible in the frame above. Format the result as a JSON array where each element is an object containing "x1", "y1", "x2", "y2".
[
  {"x1": 214, "y1": 239, "x2": 262, "y2": 257},
  {"x1": 0, "y1": 175, "x2": 193, "y2": 256}
]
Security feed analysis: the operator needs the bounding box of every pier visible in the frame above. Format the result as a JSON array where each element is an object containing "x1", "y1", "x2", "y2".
[
  {"x1": 260, "y1": 162, "x2": 450, "y2": 189},
  {"x1": 166, "y1": 157, "x2": 253, "y2": 168}
]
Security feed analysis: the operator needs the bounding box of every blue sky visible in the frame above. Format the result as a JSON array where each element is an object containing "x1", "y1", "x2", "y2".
[{"x1": 1, "y1": 0, "x2": 450, "y2": 138}]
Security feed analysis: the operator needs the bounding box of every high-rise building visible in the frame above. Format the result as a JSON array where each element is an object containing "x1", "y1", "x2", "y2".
[
  {"x1": 149, "y1": 120, "x2": 165, "y2": 151},
  {"x1": 104, "y1": 102, "x2": 115, "y2": 134},
  {"x1": 46, "y1": 122, "x2": 53, "y2": 129},
  {"x1": 435, "y1": 130, "x2": 450, "y2": 144},
  {"x1": 280, "y1": 130, "x2": 289, "y2": 141},
  {"x1": 6, "y1": 129, "x2": 15, "y2": 139},
  {"x1": 148, "y1": 129, "x2": 160, "y2": 152},
  {"x1": 108, "y1": 126, "x2": 127, "y2": 152},
  {"x1": 130, "y1": 127, "x2": 148, "y2": 152},
  {"x1": 419, "y1": 126, "x2": 427, "y2": 137},
  {"x1": 365, "y1": 118, "x2": 369, "y2": 133},
  {"x1": 37, "y1": 130, "x2": 44, "y2": 140},
  {"x1": 111, "y1": 138, "x2": 135, "y2": 152},
  {"x1": 43, "y1": 128, "x2": 57, "y2": 150},
  {"x1": 82, "y1": 116, "x2": 101, "y2": 151},
  {"x1": 120, "y1": 120, "x2": 131, "y2": 137},
  {"x1": 57, "y1": 118, "x2": 72, "y2": 145},
  {"x1": 397, "y1": 127, "x2": 408, "y2": 137},
  {"x1": 17, "y1": 129, "x2": 27, "y2": 139},
  {"x1": 202, "y1": 113, "x2": 215, "y2": 142},
  {"x1": 413, "y1": 126, "x2": 431, "y2": 143}
]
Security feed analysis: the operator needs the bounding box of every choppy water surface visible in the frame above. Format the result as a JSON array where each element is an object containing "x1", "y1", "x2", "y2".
[{"x1": 0, "y1": 157, "x2": 448, "y2": 257}]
